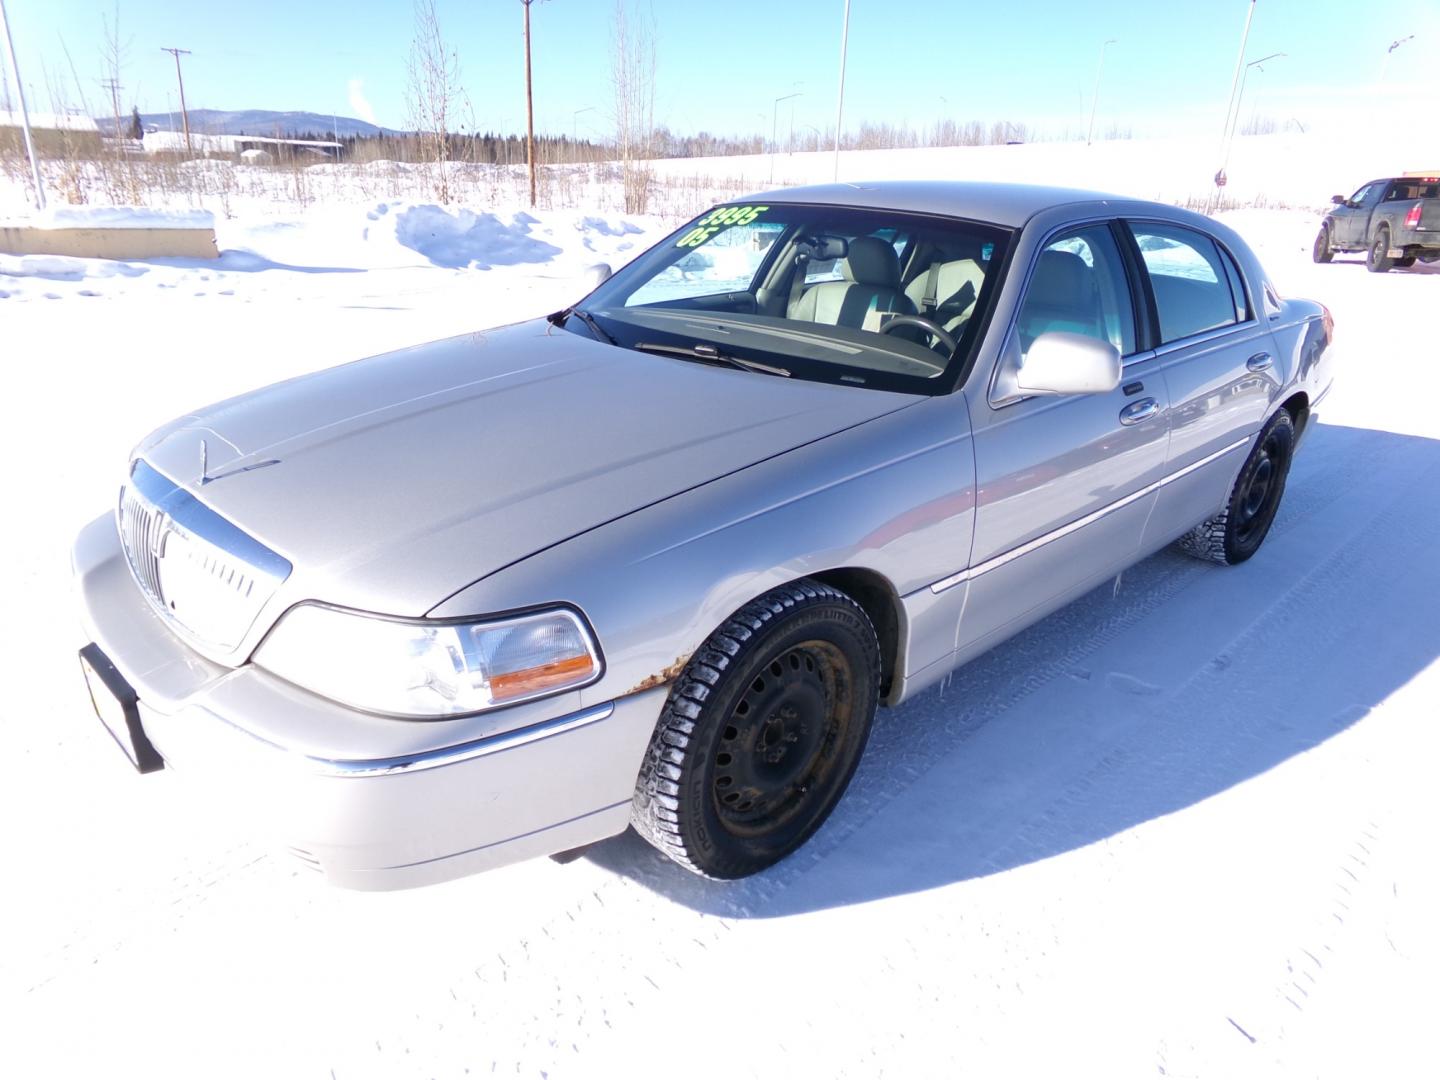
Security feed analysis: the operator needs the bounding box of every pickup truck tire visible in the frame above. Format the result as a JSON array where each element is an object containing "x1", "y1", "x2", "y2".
[
  {"x1": 1312, "y1": 225, "x2": 1334, "y2": 263},
  {"x1": 631, "y1": 578, "x2": 880, "y2": 879},
  {"x1": 1177, "y1": 409, "x2": 1294, "y2": 566},
  {"x1": 1397, "y1": 255, "x2": 1417, "y2": 268},
  {"x1": 1367, "y1": 227, "x2": 1394, "y2": 273}
]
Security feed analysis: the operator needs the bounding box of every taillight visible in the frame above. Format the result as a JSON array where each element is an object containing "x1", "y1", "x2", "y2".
[
  {"x1": 1405, "y1": 201, "x2": 1423, "y2": 229},
  {"x1": 1320, "y1": 303, "x2": 1334, "y2": 346}
]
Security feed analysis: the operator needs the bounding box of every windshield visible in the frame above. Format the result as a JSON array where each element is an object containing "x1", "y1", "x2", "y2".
[{"x1": 570, "y1": 202, "x2": 1012, "y2": 394}]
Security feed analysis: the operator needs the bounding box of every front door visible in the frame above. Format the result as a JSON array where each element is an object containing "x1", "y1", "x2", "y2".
[{"x1": 956, "y1": 222, "x2": 1170, "y2": 661}]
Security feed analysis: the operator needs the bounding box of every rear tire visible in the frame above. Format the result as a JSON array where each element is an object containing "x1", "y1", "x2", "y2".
[
  {"x1": 631, "y1": 579, "x2": 880, "y2": 879},
  {"x1": 1312, "y1": 225, "x2": 1333, "y2": 263},
  {"x1": 1177, "y1": 410, "x2": 1294, "y2": 566},
  {"x1": 1367, "y1": 228, "x2": 1394, "y2": 273}
]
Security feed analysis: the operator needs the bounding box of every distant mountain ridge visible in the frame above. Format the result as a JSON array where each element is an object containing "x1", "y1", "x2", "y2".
[{"x1": 97, "y1": 109, "x2": 405, "y2": 138}]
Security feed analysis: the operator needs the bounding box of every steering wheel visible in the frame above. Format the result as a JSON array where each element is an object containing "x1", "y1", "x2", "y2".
[{"x1": 879, "y1": 314, "x2": 958, "y2": 354}]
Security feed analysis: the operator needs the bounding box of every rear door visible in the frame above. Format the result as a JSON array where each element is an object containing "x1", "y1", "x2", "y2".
[
  {"x1": 956, "y1": 221, "x2": 1169, "y2": 659},
  {"x1": 1123, "y1": 220, "x2": 1277, "y2": 545}
]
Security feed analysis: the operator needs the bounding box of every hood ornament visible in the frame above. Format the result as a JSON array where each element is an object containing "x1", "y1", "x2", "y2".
[{"x1": 198, "y1": 437, "x2": 280, "y2": 486}]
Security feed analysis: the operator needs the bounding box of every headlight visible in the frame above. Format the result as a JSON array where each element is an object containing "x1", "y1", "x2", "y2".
[{"x1": 253, "y1": 604, "x2": 602, "y2": 717}]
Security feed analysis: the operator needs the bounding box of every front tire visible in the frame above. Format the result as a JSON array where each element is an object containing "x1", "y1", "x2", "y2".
[
  {"x1": 631, "y1": 579, "x2": 880, "y2": 879},
  {"x1": 1312, "y1": 224, "x2": 1333, "y2": 263},
  {"x1": 1177, "y1": 409, "x2": 1294, "y2": 565},
  {"x1": 1367, "y1": 228, "x2": 1394, "y2": 273}
]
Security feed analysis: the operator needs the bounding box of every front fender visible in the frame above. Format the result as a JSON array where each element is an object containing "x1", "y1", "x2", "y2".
[{"x1": 431, "y1": 393, "x2": 978, "y2": 711}]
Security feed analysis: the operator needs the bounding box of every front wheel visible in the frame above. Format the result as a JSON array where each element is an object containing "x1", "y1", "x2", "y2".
[
  {"x1": 1367, "y1": 228, "x2": 1394, "y2": 273},
  {"x1": 1312, "y1": 225, "x2": 1333, "y2": 263},
  {"x1": 1177, "y1": 410, "x2": 1294, "y2": 565},
  {"x1": 631, "y1": 579, "x2": 880, "y2": 879}
]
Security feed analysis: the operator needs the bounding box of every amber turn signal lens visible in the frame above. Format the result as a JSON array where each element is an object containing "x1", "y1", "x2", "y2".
[{"x1": 488, "y1": 652, "x2": 597, "y2": 702}]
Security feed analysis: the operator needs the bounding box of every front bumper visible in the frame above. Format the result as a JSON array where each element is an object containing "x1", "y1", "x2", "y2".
[{"x1": 72, "y1": 514, "x2": 666, "y2": 890}]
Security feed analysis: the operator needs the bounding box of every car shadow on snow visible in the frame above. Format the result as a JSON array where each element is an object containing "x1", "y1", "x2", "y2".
[{"x1": 584, "y1": 422, "x2": 1440, "y2": 917}]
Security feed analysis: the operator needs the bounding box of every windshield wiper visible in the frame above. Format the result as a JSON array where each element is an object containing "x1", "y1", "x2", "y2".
[
  {"x1": 633, "y1": 341, "x2": 791, "y2": 378},
  {"x1": 547, "y1": 306, "x2": 617, "y2": 346}
]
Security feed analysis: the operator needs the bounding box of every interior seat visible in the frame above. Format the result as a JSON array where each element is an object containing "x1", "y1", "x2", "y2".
[
  {"x1": 789, "y1": 236, "x2": 916, "y2": 330},
  {"x1": 903, "y1": 257, "x2": 986, "y2": 333},
  {"x1": 1016, "y1": 249, "x2": 1104, "y2": 349}
]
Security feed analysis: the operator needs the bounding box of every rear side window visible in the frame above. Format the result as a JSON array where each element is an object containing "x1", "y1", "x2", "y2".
[{"x1": 1127, "y1": 223, "x2": 1242, "y2": 344}]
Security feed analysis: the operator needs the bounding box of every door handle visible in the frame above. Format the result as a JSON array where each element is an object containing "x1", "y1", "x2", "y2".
[
  {"x1": 1247, "y1": 352, "x2": 1273, "y2": 372},
  {"x1": 1119, "y1": 398, "x2": 1160, "y2": 426}
]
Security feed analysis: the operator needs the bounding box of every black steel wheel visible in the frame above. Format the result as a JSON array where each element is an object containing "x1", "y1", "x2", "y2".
[
  {"x1": 1177, "y1": 409, "x2": 1294, "y2": 566},
  {"x1": 1312, "y1": 225, "x2": 1333, "y2": 264},
  {"x1": 1367, "y1": 227, "x2": 1394, "y2": 273},
  {"x1": 631, "y1": 579, "x2": 880, "y2": 879}
]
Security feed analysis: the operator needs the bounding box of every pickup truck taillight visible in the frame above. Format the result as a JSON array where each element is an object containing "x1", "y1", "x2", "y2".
[{"x1": 1405, "y1": 201, "x2": 1423, "y2": 230}]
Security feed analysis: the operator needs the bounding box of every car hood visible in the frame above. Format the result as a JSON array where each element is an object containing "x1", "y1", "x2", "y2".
[{"x1": 138, "y1": 318, "x2": 916, "y2": 617}]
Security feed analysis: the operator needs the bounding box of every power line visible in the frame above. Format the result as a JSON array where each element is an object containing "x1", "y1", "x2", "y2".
[{"x1": 160, "y1": 46, "x2": 192, "y2": 155}]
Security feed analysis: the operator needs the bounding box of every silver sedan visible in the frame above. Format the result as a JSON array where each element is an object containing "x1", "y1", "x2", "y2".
[{"x1": 72, "y1": 182, "x2": 1337, "y2": 889}]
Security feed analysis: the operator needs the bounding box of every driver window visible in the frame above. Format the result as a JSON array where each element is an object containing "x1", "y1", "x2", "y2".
[
  {"x1": 1348, "y1": 184, "x2": 1374, "y2": 206},
  {"x1": 1016, "y1": 225, "x2": 1135, "y2": 359}
]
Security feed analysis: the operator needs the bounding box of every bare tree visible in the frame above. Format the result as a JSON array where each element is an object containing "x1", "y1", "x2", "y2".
[
  {"x1": 406, "y1": 0, "x2": 461, "y2": 204},
  {"x1": 610, "y1": 0, "x2": 656, "y2": 214}
]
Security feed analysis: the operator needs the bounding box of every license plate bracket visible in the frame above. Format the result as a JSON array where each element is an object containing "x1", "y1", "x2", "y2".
[{"x1": 79, "y1": 643, "x2": 164, "y2": 774}]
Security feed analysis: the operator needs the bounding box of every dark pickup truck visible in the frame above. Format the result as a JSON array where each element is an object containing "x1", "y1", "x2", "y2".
[{"x1": 1314, "y1": 175, "x2": 1440, "y2": 272}]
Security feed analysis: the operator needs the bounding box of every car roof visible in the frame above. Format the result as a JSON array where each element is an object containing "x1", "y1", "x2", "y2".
[{"x1": 737, "y1": 180, "x2": 1135, "y2": 229}]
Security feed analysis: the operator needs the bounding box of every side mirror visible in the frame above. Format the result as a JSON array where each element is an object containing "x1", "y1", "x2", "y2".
[
  {"x1": 584, "y1": 263, "x2": 613, "y2": 290},
  {"x1": 1015, "y1": 332, "x2": 1122, "y2": 395},
  {"x1": 1330, "y1": 195, "x2": 1345, "y2": 205}
]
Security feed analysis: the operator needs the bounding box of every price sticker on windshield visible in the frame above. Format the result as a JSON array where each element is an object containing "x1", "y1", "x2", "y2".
[{"x1": 675, "y1": 205, "x2": 770, "y2": 247}]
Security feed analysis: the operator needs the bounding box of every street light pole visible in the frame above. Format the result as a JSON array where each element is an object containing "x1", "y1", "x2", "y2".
[
  {"x1": 1220, "y1": 51, "x2": 1284, "y2": 181},
  {"x1": 1086, "y1": 39, "x2": 1117, "y2": 146},
  {"x1": 1378, "y1": 33, "x2": 1414, "y2": 85},
  {"x1": 833, "y1": 0, "x2": 850, "y2": 182},
  {"x1": 1210, "y1": 0, "x2": 1257, "y2": 209},
  {"x1": 0, "y1": 0, "x2": 45, "y2": 209},
  {"x1": 770, "y1": 90, "x2": 801, "y2": 184},
  {"x1": 572, "y1": 105, "x2": 594, "y2": 143}
]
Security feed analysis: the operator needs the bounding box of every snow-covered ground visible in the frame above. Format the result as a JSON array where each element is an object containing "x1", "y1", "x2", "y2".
[{"x1": 2, "y1": 171, "x2": 1439, "y2": 1079}]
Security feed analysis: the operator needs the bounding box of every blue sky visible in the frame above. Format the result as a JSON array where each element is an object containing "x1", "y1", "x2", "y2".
[{"x1": 2, "y1": 0, "x2": 1437, "y2": 138}]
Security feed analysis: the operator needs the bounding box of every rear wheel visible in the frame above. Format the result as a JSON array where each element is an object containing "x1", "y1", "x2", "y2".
[
  {"x1": 1312, "y1": 224, "x2": 1333, "y2": 263},
  {"x1": 631, "y1": 579, "x2": 880, "y2": 879},
  {"x1": 1177, "y1": 410, "x2": 1294, "y2": 566},
  {"x1": 1367, "y1": 227, "x2": 1394, "y2": 273}
]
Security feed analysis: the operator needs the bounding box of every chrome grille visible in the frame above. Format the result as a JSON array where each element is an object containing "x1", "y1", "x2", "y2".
[
  {"x1": 116, "y1": 459, "x2": 292, "y2": 651},
  {"x1": 118, "y1": 486, "x2": 165, "y2": 605}
]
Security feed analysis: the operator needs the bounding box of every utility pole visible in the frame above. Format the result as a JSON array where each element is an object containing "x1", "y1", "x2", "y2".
[
  {"x1": 522, "y1": 0, "x2": 537, "y2": 207},
  {"x1": 0, "y1": 0, "x2": 44, "y2": 209},
  {"x1": 833, "y1": 0, "x2": 850, "y2": 182},
  {"x1": 1086, "y1": 39, "x2": 1117, "y2": 146},
  {"x1": 100, "y1": 76, "x2": 123, "y2": 140},
  {"x1": 161, "y1": 46, "x2": 192, "y2": 156}
]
